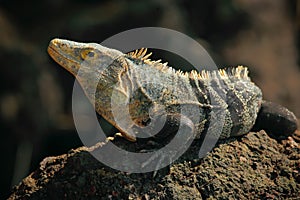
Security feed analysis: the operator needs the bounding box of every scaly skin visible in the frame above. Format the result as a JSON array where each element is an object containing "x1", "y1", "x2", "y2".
[{"x1": 48, "y1": 38, "x2": 297, "y2": 142}]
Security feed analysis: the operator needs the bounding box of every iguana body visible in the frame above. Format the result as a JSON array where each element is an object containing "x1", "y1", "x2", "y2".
[{"x1": 47, "y1": 39, "x2": 297, "y2": 142}]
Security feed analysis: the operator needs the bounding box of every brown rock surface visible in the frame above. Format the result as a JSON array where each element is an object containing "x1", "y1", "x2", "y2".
[{"x1": 9, "y1": 130, "x2": 300, "y2": 199}]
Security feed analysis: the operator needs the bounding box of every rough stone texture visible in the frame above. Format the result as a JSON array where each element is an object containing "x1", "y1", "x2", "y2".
[{"x1": 9, "y1": 130, "x2": 300, "y2": 199}]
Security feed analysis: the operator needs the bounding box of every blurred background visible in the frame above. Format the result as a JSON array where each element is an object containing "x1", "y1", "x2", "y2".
[{"x1": 0, "y1": 0, "x2": 299, "y2": 198}]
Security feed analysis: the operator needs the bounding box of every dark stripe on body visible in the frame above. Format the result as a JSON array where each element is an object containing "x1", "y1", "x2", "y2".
[
  {"x1": 221, "y1": 78, "x2": 245, "y2": 135},
  {"x1": 188, "y1": 78, "x2": 211, "y2": 142}
]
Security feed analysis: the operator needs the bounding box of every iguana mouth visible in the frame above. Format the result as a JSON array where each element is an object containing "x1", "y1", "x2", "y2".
[
  {"x1": 48, "y1": 39, "x2": 81, "y2": 76},
  {"x1": 48, "y1": 40, "x2": 80, "y2": 65}
]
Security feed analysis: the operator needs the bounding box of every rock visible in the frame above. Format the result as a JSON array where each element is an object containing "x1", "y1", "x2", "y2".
[
  {"x1": 252, "y1": 100, "x2": 298, "y2": 137},
  {"x1": 8, "y1": 130, "x2": 300, "y2": 199}
]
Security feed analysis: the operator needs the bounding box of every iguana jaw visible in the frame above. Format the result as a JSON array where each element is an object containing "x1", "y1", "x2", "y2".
[{"x1": 48, "y1": 38, "x2": 85, "y2": 76}]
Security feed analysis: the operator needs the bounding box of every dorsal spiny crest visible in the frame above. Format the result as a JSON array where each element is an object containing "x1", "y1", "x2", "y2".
[
  {"x1": 127, "y1": 49, "x2": 251, "y2": 82},
  {"x1": 127, "y1": 48, "x2": 152, "y2": 63}
]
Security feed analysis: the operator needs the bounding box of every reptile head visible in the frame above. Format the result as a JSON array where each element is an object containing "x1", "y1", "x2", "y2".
[{"x1": 48, "y1": 38, "x2": 124, "y2": 76}]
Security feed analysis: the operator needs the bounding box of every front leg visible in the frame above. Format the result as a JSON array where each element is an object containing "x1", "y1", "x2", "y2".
[{"x1": 139, "y1": 113, "x2": 196, "y2": 174}]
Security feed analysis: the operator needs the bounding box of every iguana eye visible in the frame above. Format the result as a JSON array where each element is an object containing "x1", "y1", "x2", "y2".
[
  {"x1": 87, "y1": 51, "x2": 94, "y2": 57},
  {"x1": 80, "y1": 49, "x2": 95, "y2": 60}
]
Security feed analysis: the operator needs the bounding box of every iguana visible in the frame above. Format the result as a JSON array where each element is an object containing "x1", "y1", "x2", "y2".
[{"x1": 47, "y1": 38, "x2": 298, "y2": 143}]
